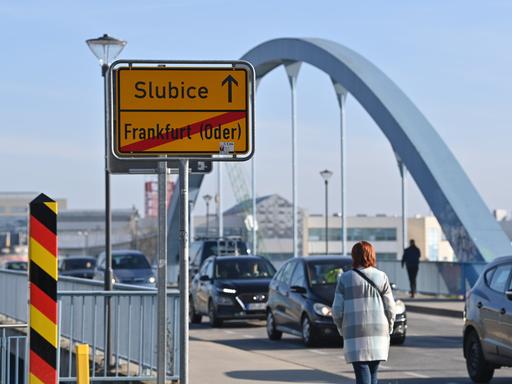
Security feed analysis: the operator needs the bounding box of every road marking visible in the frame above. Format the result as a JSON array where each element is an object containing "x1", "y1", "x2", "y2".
[
  {"x1": 405, "y1": 371, "x2": 430, "y2": 379},
  {"x1": 380, "y1": 364, "x2": 390, "y2": 370},
  {"x1": 309, "y1": 349, "x2": 328, "y2": 355},
  {"x1": 242, "y1": 334, "x2": 255, "y2": 339},
  {"x1": 223, "y1": 330, "x2": 235, "y2": 334}
]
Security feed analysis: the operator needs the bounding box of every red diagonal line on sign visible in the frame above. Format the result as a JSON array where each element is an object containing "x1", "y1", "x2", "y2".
[
  {"x1": 31, "y1": 284, "x2": 57, "y2": 324},
  {"x1": 120, "y1": 111, "x2": 246, "y2": 152},
  {"x1": 30, "y1": 350, "x2": 56, "y2": 383},
  {"x1": 30, "y1": 216, "x2": 57, "y2": 256}
]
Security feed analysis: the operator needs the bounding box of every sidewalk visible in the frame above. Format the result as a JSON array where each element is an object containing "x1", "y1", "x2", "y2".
[
  {"x1": 190, "y1": 338, "x2": 351, "y2": 384},
  {"x1": 395, "y1": 291, "x2": 464, "y2": 319}
]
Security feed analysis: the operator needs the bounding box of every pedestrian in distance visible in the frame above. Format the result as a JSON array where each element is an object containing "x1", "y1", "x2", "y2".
[
  {"x1": 401, "y1": 239, "x2": 421, "y2": 298},
  {"x1": 332, "y1": 241, "x2": 396, "y2": 384}
]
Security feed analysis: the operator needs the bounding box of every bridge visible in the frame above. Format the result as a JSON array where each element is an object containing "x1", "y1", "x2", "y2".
[{"x1": 1, "y1": 38, "x2": 511, "y2": 383}]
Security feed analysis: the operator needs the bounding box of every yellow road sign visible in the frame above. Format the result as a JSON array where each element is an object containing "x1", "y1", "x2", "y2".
[{"x1": 111, "y1": 62, "x2": 254, "y2": 159}]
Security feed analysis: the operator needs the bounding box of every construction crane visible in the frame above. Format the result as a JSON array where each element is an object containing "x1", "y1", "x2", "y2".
[{"x1": 224, "y1": 162, "x2": 264, "y2": 254}]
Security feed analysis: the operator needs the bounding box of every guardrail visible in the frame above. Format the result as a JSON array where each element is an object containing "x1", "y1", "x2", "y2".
[
  {"x1": 0, "y1": 324, "x2": 27, "y2": 384},
  {"x1": 377, "y1": 260, "x2": 487, "y2": 296},
  {"x1": 0, "y1": 270, "x2": 180, "y2": 382}
]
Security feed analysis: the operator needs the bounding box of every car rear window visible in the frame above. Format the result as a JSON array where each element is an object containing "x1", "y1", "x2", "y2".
[
  {"x1": 6, "y1": 262, "x2": 27, "y2": 271},
  {"x1": 62, "y1": 259, "x2": 95, "y2": 271},
  {"x1": 203, "y1": 240, "x2": 248, "y2": 259},
  {"x1": 112, "y1": 254, "x2": 150, "y2": 270},
  {"x1": 484, "y1": 268, "x2": 496, "y2": 287},
  {"x1": 215, "y1": 259, "x2": 275, "y2": 279},
  {"x1": 489, "y1": 264, "x2": 512, "y2": 293}
]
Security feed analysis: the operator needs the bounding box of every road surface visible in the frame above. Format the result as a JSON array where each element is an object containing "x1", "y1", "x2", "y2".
[{"x1": 190, "y1": 312, "x2": 512, "y2": 383}]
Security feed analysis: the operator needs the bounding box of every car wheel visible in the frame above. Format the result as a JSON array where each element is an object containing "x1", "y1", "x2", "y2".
[
  {"x1": 301, "y1": 315, "x2": 317, "y2": 347},
  {"x1": 189, "y1": 297, "x2": 202, "y2": 324},
  {"x1": 208, "y1": 301, "x2": 223, "y2": 327},
  {"x1": 390, "y1": 331, "x2": 406, "y2": 345},
  {"x1": 266, "y1": 310, "x2": 282, "y2": 340},
  {"x1": 464, "y1": 330, "x2": 494, "y2": 383}
]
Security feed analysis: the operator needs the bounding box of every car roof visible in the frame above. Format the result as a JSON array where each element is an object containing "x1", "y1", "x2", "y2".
[
  {"x1": 487, "y1": 255, "x2": 512, "y2": 268},
  {"x1": 301, "y1": 255, "x2": 352, "y2": 264},
  {"x1": 211, "y1": 255, "x2": 266, "y2": 262},
  {"x1": 63, "y1": 255, "x2": 96, "y2": 260}
]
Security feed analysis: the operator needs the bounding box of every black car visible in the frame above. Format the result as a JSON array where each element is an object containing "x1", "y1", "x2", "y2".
[
  {"x1": 266, "y1": 255, "x2": 407, "y2": 347},
  {"x1": 59, "y1": 256, "x2": 96, "y2": 279},
  {"x1": 189, "y1": 237, "x2": 249, "y2": 279},
  {"x1": 189, "y1": 255, "x2": 276, "y2": 327}
]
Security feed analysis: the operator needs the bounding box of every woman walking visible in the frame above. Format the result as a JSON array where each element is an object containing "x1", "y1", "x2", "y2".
[{"x1": 332, "y1": 241, "x2": 396, "y2": 384}]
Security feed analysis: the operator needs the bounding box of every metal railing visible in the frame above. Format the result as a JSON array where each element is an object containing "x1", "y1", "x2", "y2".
[
  {"x1": 0, "y1": 324, "x2": 28, "y2": 384},
  {"x1": 58, "y1": 289, "x2": 180, "y2": 382},
  {"x1": 378, "y1": 260, "x2": 487, "y2": 296},
  {"x1": 0, "y1": 270, "x2": 180, "y2": 382}
]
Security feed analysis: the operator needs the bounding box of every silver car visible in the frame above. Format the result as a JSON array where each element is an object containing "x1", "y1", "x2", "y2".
[
  {"x1": 464, "y1": 256, "x2": 512, "y2": 382},
  {"x1": 95, "y1": 250, "x2": 156, "y2": 287}
]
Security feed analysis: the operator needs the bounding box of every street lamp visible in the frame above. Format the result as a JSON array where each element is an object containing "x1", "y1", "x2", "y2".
[
  {"x1": 320, "y1": 169, "x2": 333, "y2": 254},
  {"x1": 77, "y1": 230, "x2": 89, "y2": 256},
  {"x1": 86, "y1": 33, "x2": 126, "y2": 371},
  {"x1": 86, "y1": 34, "x2": 127, "y2": 76},
  {"x1": 203, "y1": 194, "x2": 212, "y2": 236}
]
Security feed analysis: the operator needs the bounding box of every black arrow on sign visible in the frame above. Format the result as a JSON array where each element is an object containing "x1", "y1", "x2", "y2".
[{"x1": 222, "y1": 75, "x2": 239, "y2": 103}]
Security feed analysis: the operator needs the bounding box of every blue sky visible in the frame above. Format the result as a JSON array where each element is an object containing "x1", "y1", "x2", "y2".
[{"x1": 1, "y1": 1, "x2": 512, "y2": 217}]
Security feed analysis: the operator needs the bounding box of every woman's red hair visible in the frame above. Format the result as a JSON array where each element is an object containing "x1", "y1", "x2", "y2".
[{"x1": 351, "y1": 241, "x2": 377, "y2": 268}]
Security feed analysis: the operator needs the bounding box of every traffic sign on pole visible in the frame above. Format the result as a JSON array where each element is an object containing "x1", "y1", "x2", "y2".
[
  {"x1": 110, "y1": 61, "x2": 255, "y2": 160},
  {"x1": 106, "y1": 60, "x2": 255, "y2": 384}
]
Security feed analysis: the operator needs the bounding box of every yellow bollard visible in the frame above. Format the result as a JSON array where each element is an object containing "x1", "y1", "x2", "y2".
[{"x1": 75, "y1": 344, "x2": 90, "y2": 384}]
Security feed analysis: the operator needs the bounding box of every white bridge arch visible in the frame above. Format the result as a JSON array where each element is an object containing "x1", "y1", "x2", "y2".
[{"x1": 240, "y1": 38, "x2": 510, "y2": 262}]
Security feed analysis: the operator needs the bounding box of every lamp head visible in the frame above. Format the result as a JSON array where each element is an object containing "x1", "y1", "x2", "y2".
[
  {"x1": 86, "y1": 34, "x2": 127, "y2": 75},
  {"x1": 320, "y1": 169, "x2": 333, "y2": 181}
]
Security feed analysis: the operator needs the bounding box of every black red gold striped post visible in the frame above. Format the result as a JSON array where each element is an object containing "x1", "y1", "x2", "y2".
[{"x1": 29, "y1": 194, "x2": 58, "y2": 384}]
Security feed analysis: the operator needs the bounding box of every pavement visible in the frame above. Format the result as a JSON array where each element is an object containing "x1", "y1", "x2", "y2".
[
  {"x1": 395, "y1": 291, "x2": 464, "y2": 319},
  {"x1": 190, "y1": 312, "x2": 512, "y2": 384}
]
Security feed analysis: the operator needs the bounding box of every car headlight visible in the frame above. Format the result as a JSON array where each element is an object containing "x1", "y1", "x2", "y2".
[
  {"x1": 313, "y1": 303, "x2": 332, "y2": 317},
  {"x1": 219, "y1": 288, "x2": 236, "y2": 294},
  {"x1": 216, "y1": 295, "x2": 233, "y2": 305},
  {"x1": 395, "y1": 300, "x2": 406, "y2": 315},
  {"x1": 148, "y1": 276, "x2": 156, "y2": 284}
]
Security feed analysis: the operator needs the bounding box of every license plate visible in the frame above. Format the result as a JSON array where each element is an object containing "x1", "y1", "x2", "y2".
[{"x1": 247, "y1": 303, "x2": 266, "y2": 311}]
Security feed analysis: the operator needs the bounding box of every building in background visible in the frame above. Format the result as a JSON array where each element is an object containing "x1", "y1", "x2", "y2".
[
  {"x1": 58, "y1": 208, "x2": 157, "y2": 260},
  {"x1": 306, "y1": 214, "x2": 455, "y2": 261},
  {"x1": 145, "y1": 180, "x2": 175, "y2": 218},
  {"x1": 194, "y1": 194, "x2": 306, "y2": 262},
  {"x1": 0, "y1": 192, "x2": 67, "y2": 255}
]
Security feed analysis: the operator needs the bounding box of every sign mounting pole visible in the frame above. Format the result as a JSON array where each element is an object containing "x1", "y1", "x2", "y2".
[
  {"x1": 108, "y1": 60, "x2": 254, "y2": 383},
  {"x1": 179, "y1": 159, "x2": 190, "y2": 384},
  {"x1": 156, "y1": 161, "x2": 168, "y2": 384}
]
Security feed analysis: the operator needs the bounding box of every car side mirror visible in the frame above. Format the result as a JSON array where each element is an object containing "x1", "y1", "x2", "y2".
[
  {"x1": 290, "y1": 285, "x2": 307, "y2": 294},
  {"x1": 199, "y1": 275, "x2": 211, "y2": 282},
  {"x1": 506, "y1": 290, "x2": 512, "y2": 301}
]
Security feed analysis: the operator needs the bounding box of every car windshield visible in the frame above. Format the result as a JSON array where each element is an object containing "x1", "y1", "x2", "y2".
[
  {"x1": 215, "y1": 259, "x2": 275, "y2": 280},
  {"x1": 112, "y1": 254, "x2": 150, "y2": 270},
  {"x1": 62, "y1": 259, "x2": 95, "y2": 271},
  {"x1": 6, "y1": 262, "x2": 27, "y2": 271},
  {"x1": 307, "y1": 261, "x2": 351, "y2": 286}
]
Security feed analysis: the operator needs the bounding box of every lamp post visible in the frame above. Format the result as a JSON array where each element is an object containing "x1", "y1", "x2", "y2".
[
  {"x1": 86, "y1": 33, "x2": 126, "y2": 371},
  {"x1": 320, "y1": 169, "x2": 333, "y2": 254},
  {"x1": 78, "y1": 230, "x2": 89, "y2": 256},
  {"x1": 203, "y1": 194, "x2": 212, "y2": 236}
]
